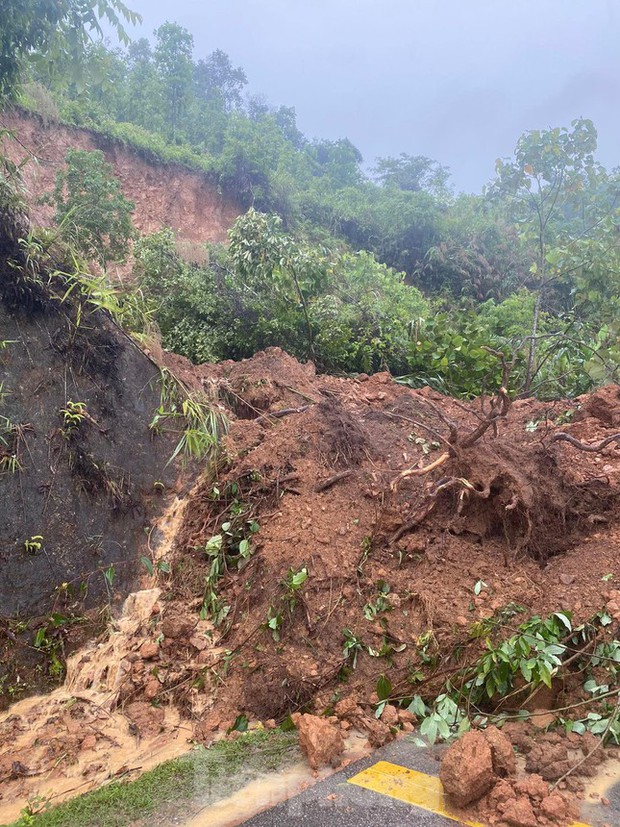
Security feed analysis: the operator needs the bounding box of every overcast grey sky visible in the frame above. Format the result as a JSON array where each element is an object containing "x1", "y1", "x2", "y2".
[{"x1": 115, "y1": 0, "x2": 620, "y2": 192}]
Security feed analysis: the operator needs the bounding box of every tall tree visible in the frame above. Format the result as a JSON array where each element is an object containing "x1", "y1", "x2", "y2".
[
  {"x1": 491, "y1": 118, "x2": 612, "y2": 392},
  {"x1": 373, "y1": 153, "x2": 451, "y2": 200},
  {"x1": 154, "y1": 22, "x2": 194, "y2": 142},
  {"x1": 124, "y1": 38, "x2": 164, "y2": 131},
  {"x1": 194, "y1": 49, "x2": 247, "y2": 112}
]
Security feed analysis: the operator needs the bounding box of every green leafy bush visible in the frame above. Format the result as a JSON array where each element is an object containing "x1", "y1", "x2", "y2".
[
  {"x1": 137, "y1": 212, "x2": 429, "y2": 374},
  {"x1": 51, "y1": 148, "x2": 134, "y2": 268}
]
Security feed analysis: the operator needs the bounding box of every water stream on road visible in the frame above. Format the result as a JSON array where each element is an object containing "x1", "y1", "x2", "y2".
[{"x1": 183, "y1": 731, "x2": 369, "y2": 827}]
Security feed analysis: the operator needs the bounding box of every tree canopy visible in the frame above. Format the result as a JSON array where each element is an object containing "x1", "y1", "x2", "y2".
[{"x1": 0, "y1": 0, "x2": 141, "y2": 98}]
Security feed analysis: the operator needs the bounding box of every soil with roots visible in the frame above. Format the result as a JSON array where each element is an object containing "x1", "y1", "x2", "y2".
[
  {"x1": 3, "y1": 347, "x2": 620, "y2": 825},
  {"x1": 161, "y1": 351, "x2": 620, "y2": 724}
]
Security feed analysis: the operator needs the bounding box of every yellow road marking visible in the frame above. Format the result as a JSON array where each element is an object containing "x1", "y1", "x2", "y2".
[{"x1": 348, "y1": 761, "x2": 591, "y2": 827}]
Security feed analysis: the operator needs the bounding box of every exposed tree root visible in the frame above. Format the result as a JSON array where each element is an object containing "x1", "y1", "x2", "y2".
[
  {"x1": 390, "y1": 451, "x2": 451, "y2": 491},
  {"x1": 387, "y1": 382, "x2": 619, "y2": 559},
  {"x1": 549, "y1": 432, "x2": 620, "y2": 452}
]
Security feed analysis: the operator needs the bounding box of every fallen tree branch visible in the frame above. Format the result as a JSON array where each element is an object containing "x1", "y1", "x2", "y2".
[
  {"x1": 549, "y1": 432, "x2": 620, "y2": 452},
  {"x1": 415, "y1": 395, "x2": 460, "y2": 445},
  {"x1": 315, "y1": 469, "x2": 353, "y2": 493},
  {"x1": 255, "y1": 405, "x2": 310, "y2": 423},
  {"x1": 280, "y1": 384, "x2": 322, "y2": 404},
  {"x1": 389, "y1": 500, "x2": 438, "y2": 544},
  {"x1": 461, "y1": 386, "x2": 512, "y2": 448}
]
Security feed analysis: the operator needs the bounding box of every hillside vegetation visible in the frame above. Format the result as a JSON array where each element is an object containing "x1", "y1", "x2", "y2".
[{"x1": 4, "y1": 16, "x2": 617, "y2": 398}]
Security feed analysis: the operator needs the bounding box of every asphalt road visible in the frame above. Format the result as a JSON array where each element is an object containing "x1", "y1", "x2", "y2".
[
  {"x1": 239, "y1": 737, "x2": 620, "y2": 827},
  {"x1": 239, "y1": 738, "x2": 463, "y2": 827}
]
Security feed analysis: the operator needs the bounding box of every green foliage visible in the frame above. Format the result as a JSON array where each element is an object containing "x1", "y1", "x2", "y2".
[
  {"x1": 342, "y1": 628, "x2": 365, "y2": 670},
  {"x1": 149, "y1": 368, "x2": 226, "y2": 466},
  {"x1": 0, "y1": 0, "x2": 140, "y2": 99},
  {"x1": 281, "y1": 567, "x2": 308, "y2": 612},
  {"x1": 409, "y1": 693, "x2": 470, "y2": 745},
  {"x1": 313, "y1": 251, "x2": 427, "y2": 374},
  {"x1": 405, "y1": 308, "x2": 507, "y2": 396},
  {"x1": 363, "y1": 581, "x2": 391, "y2": 621},
  {"x1": 51, "y1": 148, "x2": 135, "y2": 268},
  {"x1": 60, "y1": 400, "x2": 87, "y2": 438},
  {"x1": 490, "y1": 118, "x2": 619, "y2": 393},
  {"x1": 417, "y1": 195, "x2": 533, "y2": 300},
  {"x1": 472, "y1": 612, "x2": 572, "y2": 700},
  {"x1": 154, "y1": 23, "x2": 194, "y2": 142},
  {"x1": 373, "y1": 153, "x2": 452, "y2": 199},
  {"x1": 138, "y1": 213, "x2": 428, "y2": 375},
  {"x1": 23, "y1": 534, "x2": 43, "y2": 554},
  {"x1": 409, "y1": 608, "x2": 620, "y2": 746},
  {"x1": 0, "y1": 416, "x2": 26, "y2": 474},
  {"x1": 14, "y1": 21, "x2": 620, "y2": 403},
  {"x1": 403, "y1": 289, "x2": 612, "y2": 398},
  {"x1": 199, "y1": 482, "x2": 259, "y2": 627}
]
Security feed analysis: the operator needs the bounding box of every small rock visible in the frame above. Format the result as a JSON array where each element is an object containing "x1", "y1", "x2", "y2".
[
  {"x1": 80, "y1": 734, "x2": 97, "y2": 750},
  {"x1": 515, "y1": 774, "x2": 549, "y2": 801},
  {"x1": 380, "y1": 704, "x2": 399, "y2": 727},
  {"x1": 530, "y1": 710, "x2": 556, "y2": 729},
  {"x1": 357, "y1": 715, "x2": 393, "y2": 747},
  {"x1": 559, "y1": 573, "x2": 574, "y2": 585},
  {"x1": 139, "y1": 641, "x2": 159, "y2": 660},
  {"x1": 488, "y1": 778, "x2": 516, "y2": 809},
  {"x1": 334, "y1": 696, "x2": 360, "y2": 717},
  {"x1": 440, "y1": 731, "x2": 495, "y2": 806},
  {"x1": 540, "y1": 791, "x2": 568, "y2": 820},
  {"x1": 502, "y1": 795, "x2": 538, "y2": 827},
  {"x1": 291, "y1": 713, "x2": 345, "y2": 769},
  {"x1": 397, "y1": 709, "x2": 416, "y2": 726},
  {"x1": 189, "y1": 634, "x2": 208, "y2": 651},
  {"x1": 143, "y1": 677, "x2": 160, "y2": 700},
  {"x1": 161, "y1": 613, "x2": 195, "y2": 640},
  {"x1": 606, "y1": 600, "x2": 620, "y2": 620},
  {"x1": 199, "y1": 712, "x2": 221, "y2": 733},
  {"x1": 264, "y1": 719, "x2": 276, "y2": 730}
]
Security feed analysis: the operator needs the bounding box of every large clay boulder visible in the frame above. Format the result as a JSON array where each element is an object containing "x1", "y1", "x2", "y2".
[
  {"x1": 440, "y1": 730, "x2": 496, "y2": 806},
  {"x1": 291, "y1": 713, "x2": 345, "y2": 769}
]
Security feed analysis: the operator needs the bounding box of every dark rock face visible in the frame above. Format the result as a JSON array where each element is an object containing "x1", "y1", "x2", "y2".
[
  {"x1": 0, "y1": 196, "x2": 209, "y2": 704},
  {"x1": 0, "y1": 301, "x2": 179, "y2": 617}
]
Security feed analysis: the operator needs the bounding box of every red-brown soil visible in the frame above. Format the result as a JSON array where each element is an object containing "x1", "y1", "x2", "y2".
[
  {"x1": 160, "y1": 351, "x2": 620, "y2": 721},
  {"x1": 0, "y1": 107, "x2": 241, "y2": 255},
  {"x1": 3, "y1": 347, "x2": 620, "y2": 824}
]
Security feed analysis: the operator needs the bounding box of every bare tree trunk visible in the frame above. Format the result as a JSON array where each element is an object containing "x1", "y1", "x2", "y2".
[{"x1": 523, "y1": 289, "x2": 542, "y2": 395}]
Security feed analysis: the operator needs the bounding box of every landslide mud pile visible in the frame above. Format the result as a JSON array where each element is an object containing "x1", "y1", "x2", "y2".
[
  {"x1": 155, "y1": 348, "x2": 620, "y2": 729},
  {"x1": 3, "y1": 345, "x2": 620, "y2": 822}
]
